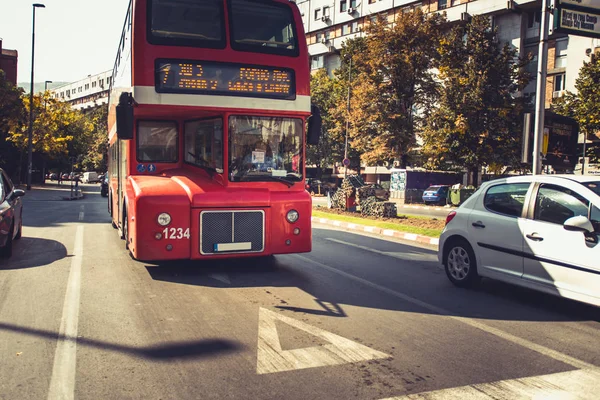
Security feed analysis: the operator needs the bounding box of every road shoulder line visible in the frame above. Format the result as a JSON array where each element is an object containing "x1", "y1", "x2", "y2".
[{"x1": 311, "y1": 216, "x2": 439, "y2": 246}]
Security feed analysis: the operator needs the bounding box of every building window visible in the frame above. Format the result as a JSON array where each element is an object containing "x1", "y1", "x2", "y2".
[
  {"x1": 369, "y1": 0, "x2": 376, "y2": 4},
  {"x1": 311, "y1": 55, "x2": 324, "y2": 70},
  {"x1": 92, "y1": 82, "x2": 96, "y2": 88},
  {"x1": 323, "y1": 6, "x2": 330, "y2": 17},
  {"x1": 350, "y1": 0, "x2": 357, "y2": 7},
  {"x1": 526, "y1": 11, "x2": 541, "y2": 38},
  {"x1": 351, "y1": 21, "x2": 358, "y2": 33},
  {"x1": 316, "y1": 32, "x2": 323, "y2": 42},
  {"x1": 108, "y1": 77, "x2": 112, "y2": 84},
  {"x1": 525, "y1": 45, "x2": 538, "y2": 76},
  {"x1": 555, "y1": 38, "x2": 568, "y2": 69},
  {"x1": 342, "y1": 24, "x2": 350, "y2": 35},
  {"x1": 438, "y1": 0, "x2": 448, "y2": 10},
  {"x1": 85, "y1": 84, "x2": 89, "y2": 90},
  {"x1": 340, "y1": 0, "x2": 347, "y2": 12},
  {"x1": 315, "y1": 8, "x2": 321, "y2": 20},
  {"x1": 554, "y1": 73, "x2": 566, "y2": 92},
  {"x1": 325, "y1": 30, "x2": 331, "y2": 40}
]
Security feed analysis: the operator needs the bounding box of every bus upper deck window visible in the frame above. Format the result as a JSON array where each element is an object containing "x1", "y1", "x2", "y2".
[
  {"x1": 137, "y1": 121, "x2": 178, "y2": 163},
  {"x1": 149, "y1": 0, "x2": 225, "y2": 48},
  {"x1": 229, "y1": 0, "x2": 298, "y2": 56}
]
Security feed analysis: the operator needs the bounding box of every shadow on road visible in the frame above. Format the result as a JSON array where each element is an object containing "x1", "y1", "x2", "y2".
[
  {"x1": 0, "y1": 237, "x2": 68, "y2": 270},
  {"x1": 0, "y1": 322, "x2": 241, "y2": 361},
  {"x1": 143, "y1": 234, "x2": 600, "y2": 324}
]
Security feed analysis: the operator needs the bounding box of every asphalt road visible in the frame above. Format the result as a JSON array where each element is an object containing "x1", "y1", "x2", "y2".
[
  {"x1": 312, "y1": 196, "x2": 453, "y2": 219},
  {"x1": 1, "y1": 184, "x2": 599, "y2": 400}
]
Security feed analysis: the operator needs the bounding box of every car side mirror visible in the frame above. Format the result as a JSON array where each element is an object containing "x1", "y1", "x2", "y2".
[
  {"x1": 564, "y1": 216, "x2": 594, "y2": 234},
  {"x1": 307, "y1": 104, "x2": 322, "y2": 146},
  {"x1": 116, "y1": 92, "x2": 134, "y2": 140},
  {"x1": 12, "y1": 189, "x2": 25, "y2": 198}
]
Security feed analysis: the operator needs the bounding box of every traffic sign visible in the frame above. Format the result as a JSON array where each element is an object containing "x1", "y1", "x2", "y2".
[
  {"x1": 554, "y1": 6, "x2": 600, "y2": 38},
  {"x1": 342, "y1": 158, "x2": 350, "y2": 167},
  {"x1": 559, "y1": 0, "x2": 600, "y2": 11}
]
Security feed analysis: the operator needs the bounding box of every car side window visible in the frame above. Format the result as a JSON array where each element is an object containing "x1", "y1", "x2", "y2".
[
  {"x1": 534, "y1": 184, "x2": 589, "y2": 226},
  {"x1": 484, "y1": 183, "x2": 530, "y2": 217},
  {"x1": 2, "y1": 173, "x2": 14, "y2": 193}
]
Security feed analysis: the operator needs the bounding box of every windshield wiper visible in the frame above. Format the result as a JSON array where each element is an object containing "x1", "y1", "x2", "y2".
[
  {"x1": 188, "y1": 152, "x2": 222, "y2": 177},
  {"x1": 237, "y1": 174, "x2": 295, "y2": 188}
]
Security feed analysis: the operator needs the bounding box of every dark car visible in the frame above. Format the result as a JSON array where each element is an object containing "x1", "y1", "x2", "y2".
[
  {"x1": 100, "y1": 174, "x2": 108, "y2": 198},
  {"x1": 0, "y1": 168, "x2": 25, "y2": 258},
  {"x1": 422, "y1": 185, "x2": 449, "y2": 205}
]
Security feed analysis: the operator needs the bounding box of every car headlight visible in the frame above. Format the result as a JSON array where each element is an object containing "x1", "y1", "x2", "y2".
[
  {"x1": 286, "y1": 210, "x2": 299, "y2": 223},
  {"x1": 157, "y1": 213, "x2": 171, "y2": 226}
]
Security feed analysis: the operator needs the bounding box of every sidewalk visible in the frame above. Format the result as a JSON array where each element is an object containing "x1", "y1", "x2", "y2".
[{"x1": 311, "y1": 215, "x2": 440, "y2": 246}]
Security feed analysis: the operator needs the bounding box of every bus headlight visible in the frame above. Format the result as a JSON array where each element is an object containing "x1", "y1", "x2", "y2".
[
  {"x1": 157, "y1": 213, "x2": 171, "y2": 226},
  {"x1": 286, "y1": 210, "x2": 299, "y2": 223}
]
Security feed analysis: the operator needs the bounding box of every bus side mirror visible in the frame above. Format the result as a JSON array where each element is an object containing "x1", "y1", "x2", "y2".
[
  {"x1": 307, "y1": 105, "x2": 322, "y2": 145},
  {"x1": 116, "y1": 92, "x2": 134, "y2": 140}
]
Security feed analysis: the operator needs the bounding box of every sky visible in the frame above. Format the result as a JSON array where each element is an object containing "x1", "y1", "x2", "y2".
[{"x1": 0, "y1": 0, "x2": 129, "y2": 85}]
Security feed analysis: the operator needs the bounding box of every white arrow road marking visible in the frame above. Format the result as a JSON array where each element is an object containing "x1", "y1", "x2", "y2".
[
  {"x1": 380, "y1": 368, "x2": 600, "y2": 400},
  {"x1": 47, "y1": 225, "x2": 84, "y2": 400},
  {"x1": 78, "y1": 205, "x2": 84, "y2": 221},
  {"x1": 208, "y1": 273, "x2": 231, "y2": 285},
  {"x1": 256, "y1": 307, "x2": 390, "y2": 374}
]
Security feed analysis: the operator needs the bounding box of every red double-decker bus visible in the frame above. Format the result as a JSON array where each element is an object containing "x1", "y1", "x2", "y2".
[{"x1": 107, "y1": 0, "x2": 321, "y2": 261}]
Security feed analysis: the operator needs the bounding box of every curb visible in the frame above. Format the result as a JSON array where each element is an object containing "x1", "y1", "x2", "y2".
[{"x1": 311, "y1": 216, "x2": 440, "y2": 246}]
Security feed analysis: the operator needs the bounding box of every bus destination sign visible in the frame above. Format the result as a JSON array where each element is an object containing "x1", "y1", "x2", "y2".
[{"x1": 156, "y1": 60, "x2": 295, "y2": 100}]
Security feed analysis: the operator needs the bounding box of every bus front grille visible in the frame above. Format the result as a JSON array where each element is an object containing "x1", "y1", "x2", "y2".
[{"x1": 200, "y1": 210, "x2": 265, "y2": 255}]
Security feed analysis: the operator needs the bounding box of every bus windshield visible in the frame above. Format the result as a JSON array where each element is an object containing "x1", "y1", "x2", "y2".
[
  {"x1": 149, "y1": 0, "x2": 225, "y2": 47},
  {"x1": 229, "y1": 116, "x2": 303, "y2": 182},
  {"x1": 229, "y1": 0, "x2": 297, "y2": 56}
]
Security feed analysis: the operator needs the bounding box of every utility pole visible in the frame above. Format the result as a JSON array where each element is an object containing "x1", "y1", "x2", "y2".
[
  {"x1": 27, "y1": 3, "x2": 45, "y2": 190},
  {"x1": 343, "y1": 57, "x2": 352, "y2": 179},
  {"x1": 532, "y1": 0, "x2": 551, "y2": 175}
]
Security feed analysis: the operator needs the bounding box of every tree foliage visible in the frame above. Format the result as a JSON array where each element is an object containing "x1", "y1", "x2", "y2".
[
  {"x1": 552, "y1": 53, "x2": 600, "y2": 163},
  {"x1": 306, "y1": 69, "x2": 344, "y2": 178},
  {"x1": 421, "y1": 15, "x2": 531, "y2": 176},
  {"x1": 0, "y1": 70, "x2": 26, "y2": 176},
  {"x1": 331, "y1": 10, "x2": 445, "y2": 166}
]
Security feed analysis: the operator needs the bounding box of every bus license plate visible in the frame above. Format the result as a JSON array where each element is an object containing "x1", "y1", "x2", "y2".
[{"x1": 213, "y1": 242, "x2": 252, "y2": 252}]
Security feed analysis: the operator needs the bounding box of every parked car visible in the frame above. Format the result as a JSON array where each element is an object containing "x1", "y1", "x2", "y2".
[
  {"x1": 0, "y1": 168, "x2": 25, "y2": 258},
  {"x1": 82, "y1": 171, "x2": 99, "y2": 183},
  {"x1": 423, "y1": 185, "x2": 450, "y2": 205},
  {"x1": 439, "y1": 175, "x2": 600, "y2": 307},
  {"x1": 100, "y1": 174, "x2": 108, "y2": 198}
]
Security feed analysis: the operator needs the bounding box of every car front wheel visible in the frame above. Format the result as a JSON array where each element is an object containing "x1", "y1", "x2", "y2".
[{"x1": 444, "y1": 238, "x2": 479, "y2": 288}]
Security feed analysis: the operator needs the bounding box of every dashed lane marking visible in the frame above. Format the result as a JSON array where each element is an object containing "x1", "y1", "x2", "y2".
[
  {"x1": 47, "y1": 225, "x2": 84, "y2": 400},
  {"x1": 256, "y1": 307, "x2": 390, "y2": 374},
  {"x1": 293, "y1": 254, "x2": 597, "y2": 371}
]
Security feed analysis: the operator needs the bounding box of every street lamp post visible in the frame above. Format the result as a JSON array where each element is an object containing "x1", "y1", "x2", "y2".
[
  {"x1": 343, "y1": 57, "x2": 352, "y2": 179},
  {"x1": 44, "y1": 80, "x2": 52, "y2": 110},
  {"x1": 26, "y1": 3, "x2": 45, "y2": 191}
]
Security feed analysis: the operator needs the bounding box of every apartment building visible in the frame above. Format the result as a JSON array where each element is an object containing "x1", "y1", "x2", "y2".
[
  {"x1": 295, "y1": 0, "x2": 600, "y2": 108},
  {"x1": 0, "y1": 39, "x2": 18, "y2": 85},
  {"x1": 49, "y1": 70, "x2": 112, "y2": 111}
]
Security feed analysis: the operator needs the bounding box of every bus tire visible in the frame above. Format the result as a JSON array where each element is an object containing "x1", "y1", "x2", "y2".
[{"x1": 123, "y1": 209, "x2": 129, "y2": 250}]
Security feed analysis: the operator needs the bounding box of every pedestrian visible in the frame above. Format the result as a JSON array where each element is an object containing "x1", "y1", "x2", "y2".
[
  {"x1": 58, "y1": 173, "x2": 62, "y2": 186},
  {"x1": 74, "y1": 175, "x2": 81, "y2": 196}
]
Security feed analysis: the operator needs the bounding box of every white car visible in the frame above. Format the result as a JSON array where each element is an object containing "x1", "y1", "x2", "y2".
[{"x1": 439, "y1": 175, "x2": 600, "y2": 307}]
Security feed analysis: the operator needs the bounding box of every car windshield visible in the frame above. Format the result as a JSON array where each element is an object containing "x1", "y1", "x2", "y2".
[
  {"x1": 425, "y1": 186, "x2": 442, "y2": 192},
  {"x1": 582, "y1": 181, "x2": 600, "y2": 196},
  {"x1": 228, "y1": 116, "x2": 303, "y2": 182}
]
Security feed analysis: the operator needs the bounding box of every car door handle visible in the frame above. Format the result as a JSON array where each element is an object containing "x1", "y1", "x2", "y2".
[
  {"x1": 472, "y1": 222, "x2": 485, "y2": 228},
  {"x1": 526, "y1": 233, "x2": 544, "y2": 242}
]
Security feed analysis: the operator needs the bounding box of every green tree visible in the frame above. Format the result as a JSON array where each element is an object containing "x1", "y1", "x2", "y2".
[
  {"x1": 307, "y1": 69, "x2": 344, "y2": 179},
  {"x1": 80, "y1": 105, "x2": 108, "y2": 171},
  {"x1": 421, "y1": 15, "x2": 531, "y2": 182},
  {"x1": 552, "y1": 54, "x2": 600, "y2": 163},
  {"x1": 0, "y1": 70, "x2": 26, "y2": 177},
  {"x1": 332, "y1": 10, "x2": 445, "y2": 166}
]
